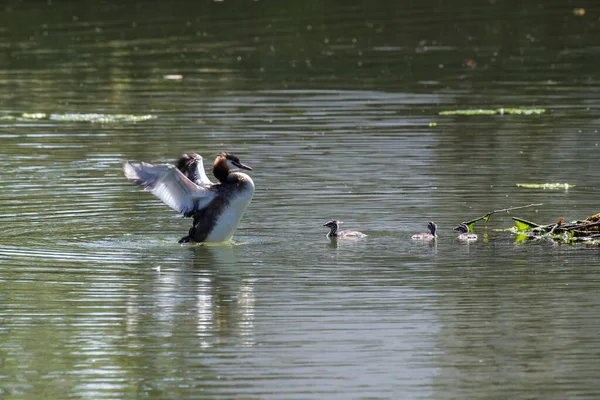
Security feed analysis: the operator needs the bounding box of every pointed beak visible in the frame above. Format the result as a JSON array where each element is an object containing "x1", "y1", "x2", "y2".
[{"x1": 234, "y1": 161, "x2": 252, "y2": 171}]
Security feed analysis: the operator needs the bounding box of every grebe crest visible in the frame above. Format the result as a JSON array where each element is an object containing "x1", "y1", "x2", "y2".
[
  {"x1": 123, "y1": 152, "x2": 254, "y2": 243},
  {"x1": 323, "y1": 220, "x2": 366, "y2": 239},
  {"x1": 454, "y1": 223, "x2": 478, "y2": 242},
  {"x1": 411, "y1": 221, "x2": 437, "y2": 241}
]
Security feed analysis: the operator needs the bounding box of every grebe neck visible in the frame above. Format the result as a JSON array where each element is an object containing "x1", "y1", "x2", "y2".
[
  {"x1": 329, "y1": 225, "x2": 339, "y2": 237},
  {"x1": 213, "y1": 165, "x2": 229, "y2": 183}
]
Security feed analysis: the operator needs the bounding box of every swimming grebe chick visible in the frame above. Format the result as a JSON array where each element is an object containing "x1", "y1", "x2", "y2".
[
  {"x1": 454, "y1": 223, "x2": 478, "y2": 242},
  {"x1": 411, "y1": 221, "x2": 437, "y2": 241},
  {"x1": 123, "y1": 152, "x2": 254, "y2": 243},
  {"x1": 323, "y1": 220, "x2": 366, "y2": 239}
]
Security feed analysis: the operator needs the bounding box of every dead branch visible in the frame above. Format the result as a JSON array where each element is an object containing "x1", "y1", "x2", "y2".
[{"x1": 462, "y1": 203, "x2": 543, "y2": 226}]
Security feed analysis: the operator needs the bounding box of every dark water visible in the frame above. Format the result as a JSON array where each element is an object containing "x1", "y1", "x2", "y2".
[{"x1": 1, "y1": 1, "x2": 600, "y2": 399}]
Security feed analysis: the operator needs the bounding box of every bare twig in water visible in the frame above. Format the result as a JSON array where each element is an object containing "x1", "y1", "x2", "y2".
[
  {"x1": 561, "y1": 220, "x2": 600, "y2": 231},
  {"x1": 462, "y1": 203, "x2": 543, "y2": 226}
]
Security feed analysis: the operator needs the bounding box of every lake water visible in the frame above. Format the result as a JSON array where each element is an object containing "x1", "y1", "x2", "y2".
[{"x1": 1, "y1": 1, "x2": 600, "y2": 399}]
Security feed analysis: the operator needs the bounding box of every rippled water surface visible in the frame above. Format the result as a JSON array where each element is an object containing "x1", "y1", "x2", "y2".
[{"x1": 2, "y1": 1, "x2": 600, "y2": 399}]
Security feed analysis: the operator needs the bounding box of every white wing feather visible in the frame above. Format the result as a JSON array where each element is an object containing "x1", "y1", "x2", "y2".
[
  {"x1": 123, "y1": 161, "x2": 214, "y2": 216},
  {"x1": 194, "y1": 155, "x2": 213, "y2": 186}
]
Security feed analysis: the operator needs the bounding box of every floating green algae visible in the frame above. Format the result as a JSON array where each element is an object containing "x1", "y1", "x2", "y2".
[
  {"x1": 49, "y1": 113, "x2": 156, "y2": 123},
  {"x1": 439, "y1": 108, "x2": 546, "y2": 116},
  {"x1": 21, "y1": 113, "x2": 47, "y2": 119},
  {"x1": 3, "y1": 112, "x2": 156, "y2": 123},
  {"x1": 517, "y1": 183, "x2": 574, "y2": 190}
]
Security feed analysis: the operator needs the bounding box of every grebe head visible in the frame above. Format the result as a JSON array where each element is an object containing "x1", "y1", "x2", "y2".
[
  {"x1": 323, "y1": 220, "x2": 341, "y2": 228},
  {"x1": 427, "y1": 221, "x2": 437, "y2": 236},
  {"x1": 216, "y1": 152, "x2": 252, "y2": 171},
  {"x1": 453, "y1": 223, "x2": 470, "y2": 234},
  {"x1": 323, "y1": 220, "x2": 341, "y2": 236},
  {"x1": 213, "y1": 152, "x2": 252, "y2": 182}
]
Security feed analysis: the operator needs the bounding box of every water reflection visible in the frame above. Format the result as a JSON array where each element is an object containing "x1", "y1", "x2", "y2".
[{"x1": 124, "y1": 245, "x2": 256, "y2": 349}]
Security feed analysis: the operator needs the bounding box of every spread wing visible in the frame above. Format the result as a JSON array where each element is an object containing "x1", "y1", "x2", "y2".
[
  {"x1": 194, "y1": 155, "x2": 214, "y2": 187},
  {"x1": 123, "y1": 161, "x2": 215, "y2": 216}
]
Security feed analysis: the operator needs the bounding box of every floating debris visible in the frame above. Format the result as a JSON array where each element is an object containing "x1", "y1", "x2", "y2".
[
  {"x1": 517, "y1": 183, "x2": 574, "y2": 190},
  {"x1": 4, "y1": 112, "x2": 157, "y2": 123},
  {"x1": 465, "y1": 59, "x2": 477, "y2": 69},
  {"x1": 510, "y1": 214, "x2": 600, "y2": 245},
  {"x1": 439, "y1": 108, "x2": 546, "y2": 116}
]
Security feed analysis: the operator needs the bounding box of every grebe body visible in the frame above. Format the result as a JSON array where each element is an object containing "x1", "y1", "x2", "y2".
[
  {"x1": 454, "y1": 223, "x2": 478, "y2": 242},
  {"x1": 411, "y1": 221, "x2": 437, "y2": 241},
  {"x1": 189, "y1": 170, "x2": 254, "y2": 243},
  {"x1": 124, "y1": 152, "x2": 254, "y2": 243},
  {"x1": 323, "y1": 220, "x2": 366, "y2": 239}
]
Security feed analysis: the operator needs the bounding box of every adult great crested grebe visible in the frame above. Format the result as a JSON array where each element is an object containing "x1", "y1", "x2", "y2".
[
  {"x1": 323, "y1": 220, "x2": 366, "y2": 239},
  {"x1": 123, "y1": 152, "x2": 254, "y2": 243}
]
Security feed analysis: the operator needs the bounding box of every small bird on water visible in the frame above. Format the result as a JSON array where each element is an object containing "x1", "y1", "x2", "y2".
[
  {"x1": 123, "y1": 152, "x2": 254, "y2": 243},
  {"x1": 411, "y1": 221, "x2": 438, "y2": 241},
  {"x1": 453, "y1": 223, "x2": 478, "y2": 242},
  {"x1": 323, "y1": 220, "x2": 366, "y2": 239}
]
